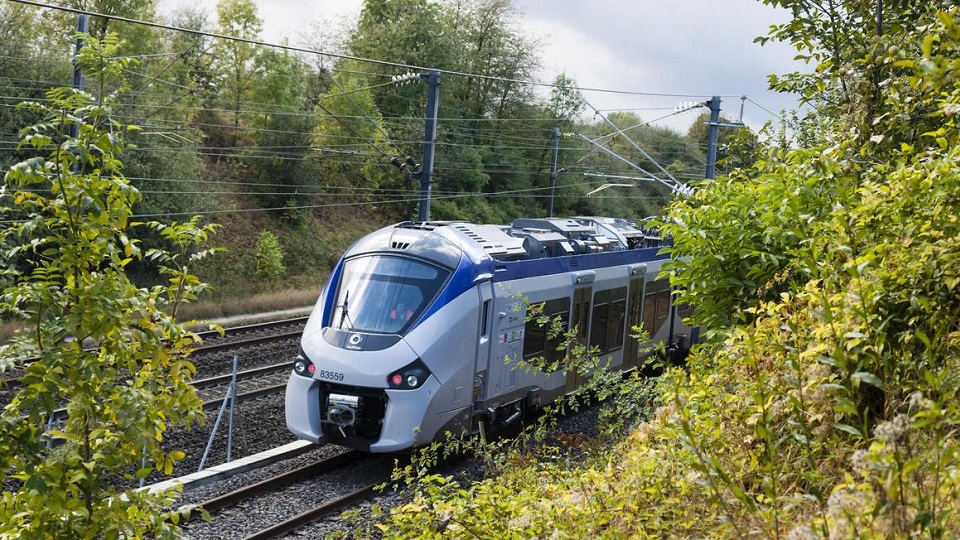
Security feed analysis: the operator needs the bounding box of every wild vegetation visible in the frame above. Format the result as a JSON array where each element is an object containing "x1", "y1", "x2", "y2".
[
  {"x1": 347, "y1": 3, "x2": 960, "y2": 538},
  {"x1": 0, "y1": 34, "x2": 213, "y2": 537}
]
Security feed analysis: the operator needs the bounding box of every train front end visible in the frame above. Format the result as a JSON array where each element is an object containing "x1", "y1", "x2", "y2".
[{"x1": 284, "y1": 223, "x2": 483, "y2": 452}]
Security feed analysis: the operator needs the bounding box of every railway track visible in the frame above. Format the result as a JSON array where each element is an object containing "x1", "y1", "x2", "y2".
[
  {"x1": 194, "y1": 362, "x2": 291, "y2": 408},
  {"x1": 181, "y1": 450, "x2": 392, "y2": 539},
  {"x1": 243, "y1": 482, "x2": 379, "y2": 540},
  {"x1": 0, "y1": 315, "x2": 308, "y2": 410},
  {"x1": 39, "y1": 362, "x2": 292, "y2": 422},
  {"x1": 191, "y1": 316, "x2": 308, "y2": 355}
]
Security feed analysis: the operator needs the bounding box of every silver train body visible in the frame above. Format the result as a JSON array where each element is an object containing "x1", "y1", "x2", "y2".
[{"x1": 285, "y1": 217, "x2": 694, "y2": 452}]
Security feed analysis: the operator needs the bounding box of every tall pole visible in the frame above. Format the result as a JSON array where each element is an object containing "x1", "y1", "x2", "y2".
[
  {"x1": 418, "y1": 71, "x2": 440, "y2": 222},
  {"x1": 705, "y1": 96, "x2": 721, "y2": 179},
  {"x1": 548, "y1": 127, "x2": 560, "y2": 217},
  {"x1": 70, "y1": 14, "x2": 89, "y2": 139}
]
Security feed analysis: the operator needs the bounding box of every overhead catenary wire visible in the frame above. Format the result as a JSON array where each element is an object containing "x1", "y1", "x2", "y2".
[{"x1": 0, "y1": 179, "x2": 672, "y2": 225}]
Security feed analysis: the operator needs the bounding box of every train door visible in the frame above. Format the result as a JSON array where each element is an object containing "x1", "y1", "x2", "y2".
[
  {"x1": 473, "y1": 281, "x2": 494, "y2": 404},
  {"x1": 566, "y1": 274, "x2": 593, "y2": 392},
  {"x1": 623, "y1": 265, "x2": 646, "y2": 369}
]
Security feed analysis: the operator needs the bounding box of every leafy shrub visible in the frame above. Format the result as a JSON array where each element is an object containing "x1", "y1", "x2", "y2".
[
  {"x1": 253, "y1": 229, "x2": 287, "y2": 279},
  {"x1": 0, "y1": 33, "x2": 215, "y2": 537}
]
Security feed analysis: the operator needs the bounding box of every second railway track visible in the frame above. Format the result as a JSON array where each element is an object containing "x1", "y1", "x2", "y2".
[{"x1": 177, "y1": 449, "x2": 397, "y2": 540}]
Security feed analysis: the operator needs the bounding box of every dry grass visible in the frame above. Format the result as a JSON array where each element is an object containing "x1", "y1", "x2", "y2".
[
  {"x1": 0, "y1": 321, "x2": 28, "y2": 346},
  {"x1": 175, "y1": 287, "x2": 322, "y2": 322}
]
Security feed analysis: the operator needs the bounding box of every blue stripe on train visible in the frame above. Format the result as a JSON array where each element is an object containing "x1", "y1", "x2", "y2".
[{"x1": 490, "y1": 247, "x2": 668, "y2": 282}]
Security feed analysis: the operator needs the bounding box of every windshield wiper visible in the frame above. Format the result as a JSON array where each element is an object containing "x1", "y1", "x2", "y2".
[{"x1": 338, "y1": 291, "x2": 351, "y2": 330}]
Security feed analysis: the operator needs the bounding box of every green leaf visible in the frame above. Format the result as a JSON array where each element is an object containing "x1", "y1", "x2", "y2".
[
  {"x1": 835, "y1": 423, "x2": 863, "y2": 437},
  {"x1": 851, "y1": 371, "x2": 883, "y2": 389}
]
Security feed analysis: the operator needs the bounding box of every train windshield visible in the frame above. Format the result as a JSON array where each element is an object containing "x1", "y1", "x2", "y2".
[{"x1": 333, "y1": 255, "x2": 449, "y2": 334}]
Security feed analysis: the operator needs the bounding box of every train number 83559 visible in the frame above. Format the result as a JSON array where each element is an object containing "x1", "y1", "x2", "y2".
[{"x1": 317, "y1": 369, "x2": 345, "y2": 382}]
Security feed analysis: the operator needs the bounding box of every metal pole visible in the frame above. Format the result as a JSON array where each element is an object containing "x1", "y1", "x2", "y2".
[
  {"x1": 198, "y1": 387, "x2": 231, "y2": 472},
  {"x1": 69, "y1": 14, "x2": 89, "y2": 140},
  {"x1": 198, "y1": 356, "x2": 239, "y2": 472},
  {"x1": 548, "y1": 127, "x2": 560, "y2": 217},
  {"x1": 876, "y1": 0, "x2": 883, "y2": 36},
  {"x1": 418, "y1": 71, "x2": 441, "y2": 222},
  {"x1": 705, "y1": 96, "x2": 721, "y2": 179},
  {"x1": 226, "y1": 355, "x2": 238, "y2": 463}
]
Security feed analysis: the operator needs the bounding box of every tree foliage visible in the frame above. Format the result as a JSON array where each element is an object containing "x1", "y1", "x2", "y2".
[
  {"x1": 0, "y1": 0, "x2": 741, "y2": 312},
  {"x1": 0, "y1": 33, "x2": 217, "y2": 537},
  {"x1": 253, "y1": 229, "x2": 286, "y2": 279},
  {"x1": 213, "y1": 0, "x2": 264, "y2": 146}
]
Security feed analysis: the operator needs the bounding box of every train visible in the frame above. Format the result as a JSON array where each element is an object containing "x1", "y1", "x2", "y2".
[{"x1": 284, "y1": 216, "x2": 694, "y2": 452}]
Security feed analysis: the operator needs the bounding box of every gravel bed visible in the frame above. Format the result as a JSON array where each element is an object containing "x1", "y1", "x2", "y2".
[
  {"x1": 178, "y1": 448, "x2": 398, "y2": 540},
  {"x1": 146, "y1": 395, "x2": 298, "y2": 485},
  {"x1": 191, "y1": 337, "x2": 299, "y2": 380},
  {"x1": 169, "y1": 404, "x2": 604, "y2": 539}
]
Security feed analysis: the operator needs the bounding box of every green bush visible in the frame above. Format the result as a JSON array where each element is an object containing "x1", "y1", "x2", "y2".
[
  {"x1": 254, "y1": 229, "x2": 287, "y2": 279},
  {"x1": 0, "y1": 33, "x2": 216, "y2": 537}
]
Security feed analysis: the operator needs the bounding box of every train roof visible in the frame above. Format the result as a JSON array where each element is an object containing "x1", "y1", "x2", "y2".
[{"x1": 368, "y1": 216, "x2": 667, "y2": 264}]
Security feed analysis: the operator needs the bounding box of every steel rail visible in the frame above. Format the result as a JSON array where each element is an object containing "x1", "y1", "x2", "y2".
[
  {"x1": 48, "y1": 374, "x2": 289, "y2": 421},
  {"x1": 201, "y1": 383, "x2": 288, "y2": 411},
  {"x1": 192, "y1": 315, "x2": 309, "y2": 344},
  {"x1": 192, "y1": 329, "x2": 302, "y2": 355},
  {"x1": 187, "y1": 450, "x2": 360, "y2": 517},
  {"x1": 1, "y1": 316, "x2": 308, "y2": 388},
  {"x1": 242, "y1": 482, "x2": 381, "y2": 540},
  {"x1": 192, "y1": 362, "x2": 291, "y2": 391}
]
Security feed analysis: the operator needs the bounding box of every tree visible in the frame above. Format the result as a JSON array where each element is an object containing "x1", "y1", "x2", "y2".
[
  {"x1": 350, "y1": 0, "x2": 450, "y2": 119},
  {"x1": 248, "y1": 49, "x2": 318, "y2": 216},
  {"x1": 0, "y1": 33, "x2": 217, "y2": 537},
  {"x1": 759, "y1": 0, "x2": 956, "y2": 148},
  {"x1": 0, "y1": 2, "x2": 72, "y2": 167},
  {"x1": 212, "y1": 0, "x2": 263, "y2": 147},
  {"x1": 308, "y1": 56, "x2": 415, "y2": 221},
  {"x1": 253, "y1": 229, "x2": 286, "y2": 279},
  {"x1": 547, "y1": 73, "x2": 584, "y2": 128}
]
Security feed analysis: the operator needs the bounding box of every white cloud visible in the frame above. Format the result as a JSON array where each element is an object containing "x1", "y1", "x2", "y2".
[{"x1": 512, "y1": 0, "x2": 804, "y2": 132}]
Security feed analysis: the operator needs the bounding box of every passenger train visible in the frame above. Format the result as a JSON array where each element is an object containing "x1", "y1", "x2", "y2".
[{"x1": 285, "y1": 216, "x2": 694, "y2": 452}]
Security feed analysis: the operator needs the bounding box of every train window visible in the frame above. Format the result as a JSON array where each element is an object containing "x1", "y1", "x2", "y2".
[
  {"x1": 608, "y1": 297, "x2": 626, "y2": 350},
  {"x1": 523, "y1": 298, "x2": 570, "y2": 364},
  {"x1": 332, "y1": 255, "x2": 450, "y2": 335},
  {"x1": 590, "y1": 287, "x2": 626, "y2": 355},
  {"x1": 590, "y1": 299, "x2": 609, "y2": 353},
  {"x1": 656, "y1": 289, "x2": 671, "y2": 330},
  {"x1": 642, "y1": 279, "x2": 670, "y2": 337}
]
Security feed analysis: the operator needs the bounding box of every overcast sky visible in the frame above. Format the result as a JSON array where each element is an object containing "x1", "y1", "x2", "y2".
[{"x1": 161, "y1": 0, "x2": 805, "y2": 133}]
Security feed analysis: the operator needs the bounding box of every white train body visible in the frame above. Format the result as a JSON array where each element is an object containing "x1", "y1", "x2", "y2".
[{"x1": 285, "y1": 217, "x2": 692, "y2": 452}]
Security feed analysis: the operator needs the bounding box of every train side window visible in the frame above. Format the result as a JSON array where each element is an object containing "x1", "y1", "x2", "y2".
[
  {"x1": 523, "y1": 298, "x2": 570, "y2": 364},
  {"x1": 591, "y1": 287, "x2": 626, "y2": 355},
  {"x1": 642, "y1": 279, "x2": 670, "y2": 336},
  {"x1": 608, "y1": 296, "x2": 626, "y2": 350},
  {"x1": 643, "y1": 291, "x2": 657, "y2": 336},
  {"x1": 655, "y1": 289, "x2": 671, "y2": 330},
  {"x1": 590, "y1": 299, "x2": 609, "y2": 353},
  {"x1": 523, "y1": 318, "x2": 547, "y2": 359}
]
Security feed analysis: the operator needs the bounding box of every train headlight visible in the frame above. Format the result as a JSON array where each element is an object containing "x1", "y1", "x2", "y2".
[
  {"x1": 387, "y1": 359, "x2": 431, "y2": 390},
  {"x1": 292, "y1": 350, "x2": 315, "y2": 377}
]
